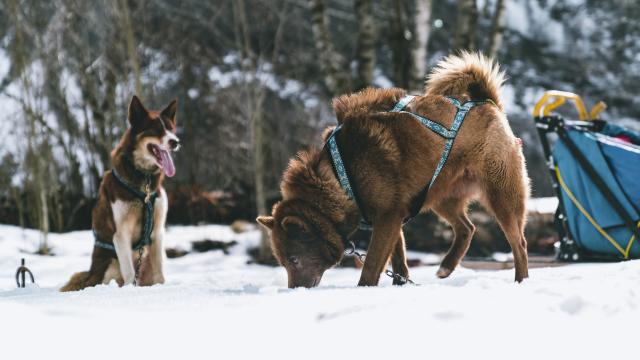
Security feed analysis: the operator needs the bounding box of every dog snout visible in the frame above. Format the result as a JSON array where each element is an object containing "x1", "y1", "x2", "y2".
[{"x1": 287, "y1": 271, "x2": 323, "y2": 289}]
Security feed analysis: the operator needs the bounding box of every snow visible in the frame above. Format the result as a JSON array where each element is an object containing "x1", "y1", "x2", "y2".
[
  {"x1": 506, "y1": 0, "x2": 567, "y2": 52},
  {"x1": 1, "y1": 223, "x2": 639, "y2": 359},
  {"x1": 527, "y1": 196, "x2": 559, "y2": 214},
  {"x1": 373, "y1": 67, "x2": 394, "y2": 89},
  {"x1": 206, "y1": 57, "x2": 321, "y2": 109}
]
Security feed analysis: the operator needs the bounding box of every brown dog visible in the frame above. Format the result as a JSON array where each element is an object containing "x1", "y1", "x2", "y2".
[
  {"x1": 61, "y1": 96, "x2": 180, "y2": 291},
  {"x1": 257, "y1": 52, "x2": 530, "y2": 288}
]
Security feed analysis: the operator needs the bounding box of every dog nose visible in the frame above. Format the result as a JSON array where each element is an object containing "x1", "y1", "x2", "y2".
[{"x1": 169, "y1": 139, "x2": 180, "y2": 151}]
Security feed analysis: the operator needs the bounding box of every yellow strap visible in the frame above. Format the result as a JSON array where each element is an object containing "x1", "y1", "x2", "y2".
[
  {"x1": 625, "y1": 222, "x2": 639, "y2": 256},
  {"x1": 556, "y1": 167, "x2": 637, "y2": 258}
]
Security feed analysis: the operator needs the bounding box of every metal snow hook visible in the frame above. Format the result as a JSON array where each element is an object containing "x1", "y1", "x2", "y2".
[{"x1": 15, "y1": 258, "x2": 35, "y2": 288}]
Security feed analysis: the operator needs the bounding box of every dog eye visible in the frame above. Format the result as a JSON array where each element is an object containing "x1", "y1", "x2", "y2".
[
  {"x1": 168, "y1": 139, "x2": 180, "y2": 150},
  {"x1": 288, "y1": 256, "x2": 299, "y2": 265}
]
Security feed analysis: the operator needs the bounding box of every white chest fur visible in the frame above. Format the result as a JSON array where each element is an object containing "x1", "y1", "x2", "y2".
[
  {"x1": 108, "y1": 187, "x2": 168, "y2": 286},
  {"x1": 110, "y1": 187, "x2": 168, "y2": 248}
]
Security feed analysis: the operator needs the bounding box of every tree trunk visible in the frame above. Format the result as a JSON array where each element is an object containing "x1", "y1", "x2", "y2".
[
  {"x1": 118, "y1": 0, "x2": 142, "y2": 96},
  {"x1": 252, "y1": 90, "x2": 271, "y2": 261},
  {"x1": 488, "y1": 0, "x2": 507, "y2": 59},
  {"x1": 38, "y1": 180, "x2": 50, "y2": 255},
  {"x1": 409, "y1": 0, "x2": 433, "y2": 92},
  {"x1": 53, "y1": 186, "x2": 64, "y2": 232},
  {"x1": 232, "y1": 0, "x2": 254, "y2": 62},
  {"x1": 354, "y1": 0, "x2": 375, "y2": 90},
  {"x1": 11, "y1": 187, "x2": 25, "y2": 228},
  {"x1": 453, "y1": 0, "x2": 478, "y2": 51},
  {"x1": 482, "y1": 0, "x2": 492, "y2": 18},
  {"x1": 390, "y1": 0, "x2": 411, "y2": 88},
  {"x1": 15, "y1": 0, "x2": 50, "y2": 253},
  {"x1": 308, "y1": 0, "x2": 350, "y2": 96},
  {"x1": 233, "y1": 0, "x2": 274, "y2": 262}
]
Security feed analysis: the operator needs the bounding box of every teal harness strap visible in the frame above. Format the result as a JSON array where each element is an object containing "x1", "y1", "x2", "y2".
[
  {"x1": 94, "y1": 169, "x2": 158, "y2": 251},
  {"x1": 391, "y1": 95, "x2": 417, "y2": 112},
  {"x1": 327, "y1": 125, "x2": 355, "y2": 200},
  {"x1": 390, "y1": 95, "x2": 489, "y2": 190},
  {"x1": 326, "y1": 126, "x2": 373, "y2": 230},
  {"x1": 326, "y1": 94, "x2": 491, "y2": 230}
]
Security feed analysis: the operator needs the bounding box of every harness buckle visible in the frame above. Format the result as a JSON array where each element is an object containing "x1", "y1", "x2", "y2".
[
  {"x1": 144, "y1": 183, "x2": 151, "y2": 203},
  {"x1": 345, "y1": 241, "x2": 356, "y2": 255}
]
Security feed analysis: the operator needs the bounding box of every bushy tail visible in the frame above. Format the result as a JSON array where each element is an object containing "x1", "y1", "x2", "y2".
[
  {"x1": 425, "y1": 51, "x2": 505, "y2": 110},
  {"x1": 60, "y1": 271, "x2": 90, "y2": 292}
]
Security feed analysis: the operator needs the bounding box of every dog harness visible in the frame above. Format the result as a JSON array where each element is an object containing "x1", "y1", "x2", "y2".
[
  {"x1": 326, "y1": 95, "x2": 494, "y2": 230},
  {"x1": 94, "y1": 169, "x2": 158, "y2": 251}
]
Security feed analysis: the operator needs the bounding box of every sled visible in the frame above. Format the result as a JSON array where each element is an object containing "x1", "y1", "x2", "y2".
[{"x1": 534, "y1": 91, "x2": 640, "y2": 260}]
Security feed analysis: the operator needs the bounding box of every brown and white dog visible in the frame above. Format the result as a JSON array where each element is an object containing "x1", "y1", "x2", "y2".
[
  {"x1": 257, "y1": 52, "x2": 530, "y2": 288},
  {"x1": 61, "y1": 96, "x2": 180, "y2": 291}
]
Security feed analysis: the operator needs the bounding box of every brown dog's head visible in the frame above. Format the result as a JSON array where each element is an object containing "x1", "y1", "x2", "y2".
[
  {"x1": 257, "y1": 199, "x2": 344, "y2": 288},
  {"x1": 124, "y1": 95, "x2": 181, "y2": 177}
]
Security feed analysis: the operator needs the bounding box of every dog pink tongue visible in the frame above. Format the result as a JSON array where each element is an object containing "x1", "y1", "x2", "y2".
[{"x1": 158, "y1": 148, "x2": 175, "y2": 177}]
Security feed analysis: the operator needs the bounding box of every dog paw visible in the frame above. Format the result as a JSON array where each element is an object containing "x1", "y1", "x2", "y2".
[
  {"x1": 152, "y1": 274, "x2": 165, "y2": 285},
  {"x1": 436, "y1": 267, "x2": 452, "y2": 279},
  {"x1": 392, "y1": 277, "x2": 408, "y2": 286}
]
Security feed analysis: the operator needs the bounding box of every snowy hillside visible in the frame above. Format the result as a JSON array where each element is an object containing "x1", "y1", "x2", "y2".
[{"x1": 0, "y1": 224, "x2": 638, "y2": 359}]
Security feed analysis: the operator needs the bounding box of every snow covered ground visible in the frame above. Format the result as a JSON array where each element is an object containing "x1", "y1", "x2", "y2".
[{"x1": 0, "y1": 224, "x2": 638, "y2": 360}]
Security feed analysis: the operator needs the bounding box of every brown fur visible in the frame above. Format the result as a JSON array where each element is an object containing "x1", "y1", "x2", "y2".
[
  {"x1": 425, "y1": 51, "x2": 506, "y2": 110},
  {"x1": 61, "y1": 96, "x2": 178, "y2": 292},
  {"x1": 258, "y1": 52, "x2": 529, "y2": 287}
]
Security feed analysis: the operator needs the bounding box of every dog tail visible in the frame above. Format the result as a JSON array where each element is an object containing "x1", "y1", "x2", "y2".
[
  {"x1": 60, "y1": 271, "x2": 90, "y2": 292},
  {"x1": 425, "y1": 51, "x2": 505, "y2": 110}
]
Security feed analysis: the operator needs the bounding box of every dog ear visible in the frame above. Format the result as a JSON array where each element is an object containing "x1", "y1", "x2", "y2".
[
  {"x1": 281, "y1": 216, "x2": 312, "y2": 242},
  {"x1": 256, "y1": 216, "x2": 275, "y2": 230},
  {"x1": 128, "y1": 95, "x2": 149, "y2": 129},
  {"x1": 161, "y1": 99, "x2": 178, "y2": 128}
]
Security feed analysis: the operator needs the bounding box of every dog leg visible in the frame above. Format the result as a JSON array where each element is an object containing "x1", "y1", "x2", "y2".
[
  {"x1": 148, "y1": 228, "x2": 166, "y2": 285},
  {"x1": 482, "y1": 150, "x2": 529, "y2": 282},
  {"x1": 147, "y1": 189, "x2": 168, "y2": 285},
  {"x1": 84, "y1": 248, "x2": 116, "y2": 287},
  {"x1": 102, "y1": 259, "x2": 124, "y2": 286},
  {"x1": 433, "y1": 200, "x2": 475, "y2": 279},
  {"x1": 359, "y1": 214, "x2": 403, "y2": 286},
  {"x1": 113, "y1": 232, "x2": 136, "y2": 286},
  {"x1": 390, "y1": 230, "x2": 409, "y2": 285},
  {"x1": 61, "y1": 249, "x2": 112, "y2": 291},
  {"x1": 490, "y1": 208, "x2": 528, "y2": 282}
]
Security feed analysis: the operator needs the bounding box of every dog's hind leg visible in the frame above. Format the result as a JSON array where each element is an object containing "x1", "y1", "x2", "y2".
[
  {"x1": 60, "y1": 271, "x2": 90, "y2": 292},
  {"x1": 433, "y1": 198, "x2": 475, "y2": 279},
  {"x1": 481, "y1": 149, "x2": 530, "y2": 282},
  {"x1": 60, "y1": 248, "x2": 114, "y2": 291},
  {"x1": 390, "y1": 230, "x2": 410, "y2": 285}
]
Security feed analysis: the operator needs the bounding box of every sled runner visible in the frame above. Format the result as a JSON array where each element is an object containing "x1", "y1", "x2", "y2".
[{"x1": 534, "y1": 91, "x2": 640, "y2": 260}]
